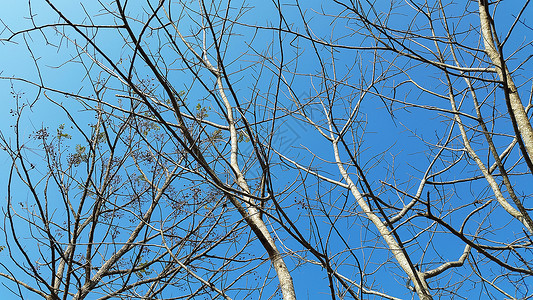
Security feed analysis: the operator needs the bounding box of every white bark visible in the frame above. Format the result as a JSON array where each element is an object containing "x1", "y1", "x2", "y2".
[
  {"x1": 216, "y1": 76, "x2": 297, "y2": 300},
  {"x1": 331, "y1": 138, "x2": 432, "y2": 300},
  {"x1": 478, "y1": 1, "x2": 533, "y2": 163}
]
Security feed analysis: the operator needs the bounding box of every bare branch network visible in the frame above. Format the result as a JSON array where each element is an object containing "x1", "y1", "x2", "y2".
[{"x1": 0, "y1": 0, "x2": 532, "y2": 299}]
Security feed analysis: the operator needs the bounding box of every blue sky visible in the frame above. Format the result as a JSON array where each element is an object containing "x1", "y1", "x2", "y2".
[{"x1": 1, "y1": 1, "x2": 533, "y2": 299}]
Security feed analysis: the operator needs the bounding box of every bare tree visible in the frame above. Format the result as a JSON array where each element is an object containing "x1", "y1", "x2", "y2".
[{"x1": 1, "y1": 0, "x2": 532, "y2": 299}]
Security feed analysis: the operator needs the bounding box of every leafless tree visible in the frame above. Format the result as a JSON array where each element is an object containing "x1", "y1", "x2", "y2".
[{"x1": 1, "y1": 0, "x2": 532, "y2": 299}]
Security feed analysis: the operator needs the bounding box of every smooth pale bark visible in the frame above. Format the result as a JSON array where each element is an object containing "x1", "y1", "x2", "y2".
[
  {"x1": 449, "y1": 94, "x2": 533, "y2": 232},
  {"x1": 478, "y1": 1, "x2": 533, "y2": 163},
  {"x1": 477, "y1": 0, "x2": 533, "y2": 232},
  {"x1": 216, "y1": 75, "x2": 297, "y2": 300},
  {"x1": 332, "y1": 139, "x2": 432, "y2": 300}
]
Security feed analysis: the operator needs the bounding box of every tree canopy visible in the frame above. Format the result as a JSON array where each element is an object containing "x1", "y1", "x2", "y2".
[{"x1": 1, "y1": 1, "x2": 532, "y2": 299}]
